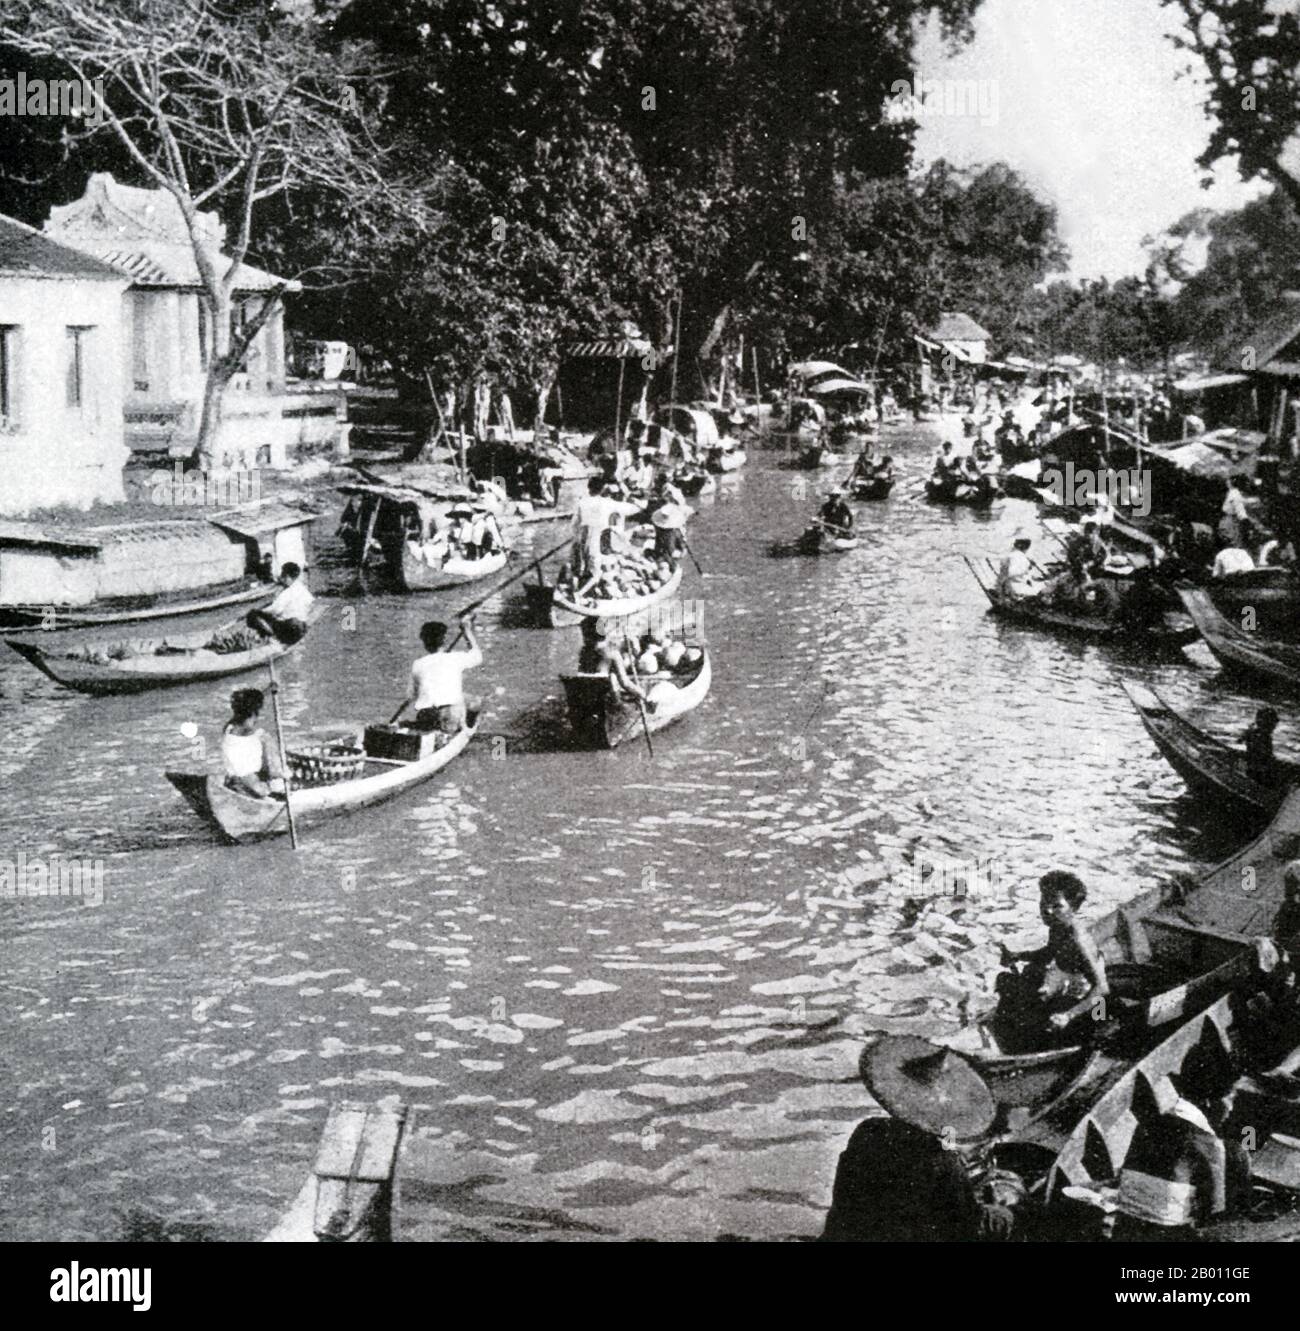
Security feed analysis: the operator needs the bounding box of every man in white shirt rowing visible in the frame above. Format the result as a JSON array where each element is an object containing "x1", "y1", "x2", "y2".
[
  {"x1": 406, "y1": 618, "x2": 483, "y2": 733},
  {"x1": 996, "y1": 531, "x2": 1043, "y2": 600},
  {"x1": 247, "y1": 562, "x2": 314, "y2": 644}
]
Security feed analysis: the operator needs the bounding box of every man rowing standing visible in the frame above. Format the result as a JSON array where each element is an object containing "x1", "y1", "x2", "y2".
[
  {"x1": 406, "y1": 618, "x2": 483, "y2": 733},
  {"x1": 572, "y1": 476, "x2": 639, "y2": 581}
]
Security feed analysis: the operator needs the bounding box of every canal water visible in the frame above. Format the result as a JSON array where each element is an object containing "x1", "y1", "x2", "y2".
[{"x1": 0, "y1": 424, "x2": 1270, "y2": 1241}]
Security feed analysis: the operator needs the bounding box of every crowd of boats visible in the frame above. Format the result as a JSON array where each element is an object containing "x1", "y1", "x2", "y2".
[{"x1": 10, "y1": 361, "x2": 1300, "y2": 1243}]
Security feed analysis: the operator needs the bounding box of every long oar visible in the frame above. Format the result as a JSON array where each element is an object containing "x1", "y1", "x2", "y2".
[
  {"x1": 681, "y1": 534, "x2": 704, "y2": 576},
  {"x1": 626, "y1": 655, "x2": 655, "y2": 758},
  {"x1": 455, "y1": 536, "x2": 574, "y2": 619},
  {"x1": 266, "y1": 656, "x2": 300, "y2": 850}
]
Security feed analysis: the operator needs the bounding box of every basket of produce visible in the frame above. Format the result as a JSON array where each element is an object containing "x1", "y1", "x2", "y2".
[{"x1": 286, "y1": 742, "x2": 367, "y2": 787}]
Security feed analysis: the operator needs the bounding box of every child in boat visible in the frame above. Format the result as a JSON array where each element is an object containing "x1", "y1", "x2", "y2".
[
  {"x1": 221, "y1": 688, "x2": 285, "y2": 799},
  {"x1": 1243, "y1": 707, "x2": 1279, "y2": 786},
  {"x1": 407, "y1": 618, "x2": 482, "y2": 733},
  {"x1": 998, "y1": 871, "x2": 1108, "y2": 1036},
  {"x1": 247, "y1": 563, "x2": 314, "y2": 645}
]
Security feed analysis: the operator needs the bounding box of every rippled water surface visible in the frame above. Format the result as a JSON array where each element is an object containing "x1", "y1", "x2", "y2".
[{"x1": 0, "y1": 425, "x2": 1265, "y2": 1240}]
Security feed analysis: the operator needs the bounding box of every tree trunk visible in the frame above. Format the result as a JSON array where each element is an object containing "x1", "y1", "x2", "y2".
[
  {"x1": 533, "y1": 366, "x2": 557, "y2": 438},
  {"x1": 193, "y1": 288, "x2": 236, "y2": 472}
]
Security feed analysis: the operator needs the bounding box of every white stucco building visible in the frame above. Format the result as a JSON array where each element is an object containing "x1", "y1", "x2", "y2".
[
  {"x1": 46, "y1": 173, "x2": 346, "y2": 473},
  {"x1": 0, "y1": 215, "x2": 130, "y2": 514}
]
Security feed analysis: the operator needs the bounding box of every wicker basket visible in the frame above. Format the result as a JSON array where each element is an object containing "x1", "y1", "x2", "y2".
[{"x1": 286, "y1": 742, "x2": 366, "y2": 788}]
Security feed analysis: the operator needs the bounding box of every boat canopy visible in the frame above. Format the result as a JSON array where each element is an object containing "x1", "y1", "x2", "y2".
[
  {"x1": 655, "y1": 405, "x2": 720, "y2": 450},
  {"x1": 789, "y1": 360, "x2": 853, "y2": 381},
  {"x1": 807, "y1": 377, "x2": 872, "y2": 397}
]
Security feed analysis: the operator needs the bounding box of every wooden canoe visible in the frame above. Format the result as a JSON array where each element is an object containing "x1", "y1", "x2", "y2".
[
  {"x1": 397, "y1": 543, "x2": 508, "y2": 592},
  {"x1": 1045, "y1": 979, "x2": 1300, "y2": 1214},
  {"x1": 925, "y1": 475, "x2": 1002, "y2": 506},
  {"x1": 1179, "y1": 585, "x2": 1300, "y2": 690},
  {"x1": 4, "y1": 606, "x2": 321, "y2": 695},
  {"x1": 560, "y1": 649, "x2": 711, "y2": 749},
  {"x1": 6, "y1": 632, "x2": 302, "y2": 696},
  {"x1": 1121, "y1": 680, "x2": 1300, "y2": 823},
  {"x1": 166, "y1": 713, "x2": 479, "y2": 843},
  {"x1": 966, "y1": 561, "x2": 1196, "y2": 646},
  {"x1": 850, "y1": 474, "x2": 894, "y2": 500},
  {"x1": 265, "y1": 1102, "x2": 408, "y2": 1243},
  {"x1": 1206, "y1": 566, "x2": 1300, "y2": 633},
  {"x1": 524, "y1": 563, "x2": 684, "y2": 629},
  {"x1": 798, "y1": 524, "x2": 858, "y2": 554}
]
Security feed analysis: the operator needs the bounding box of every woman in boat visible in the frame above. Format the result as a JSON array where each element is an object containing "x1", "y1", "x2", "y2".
[
  {"x1": 998, "y1": 871, "x2": 1108, "y2": 1037},
  {"x1": 221, "y1": 688, "x2": 285, "y2": 800},
  {"x1": 1243, "y1": 707, "x2": 1280, "y2": 786}
]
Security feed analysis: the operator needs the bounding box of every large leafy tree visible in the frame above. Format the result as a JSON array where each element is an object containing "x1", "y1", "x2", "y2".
[
  {"x1": 1163, "y1": 0, "x2": 1300, "y2": 209},
  {"x1": 1, "y1": 0, "x2": 427, "y2": 467}
]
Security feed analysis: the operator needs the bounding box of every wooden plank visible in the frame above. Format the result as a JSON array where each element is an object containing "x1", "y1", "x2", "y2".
[{"x1": 313, "y1": 1105, "x2": 369, "y2": 1180}]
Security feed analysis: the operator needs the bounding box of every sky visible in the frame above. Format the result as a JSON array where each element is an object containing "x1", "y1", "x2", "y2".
[{"x1": 912, "y1": 0, "x2": 1266, "y2": 280}]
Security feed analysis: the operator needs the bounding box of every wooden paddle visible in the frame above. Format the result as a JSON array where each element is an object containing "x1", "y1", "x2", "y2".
[
  {"x1": 681, "y1": 534, "x2": 704, "y2": 576},
  {"x1": 626, "y1": 653, "x2": 655, "y2": 758},
  {"x1": 810, "y1": 517, "x2": 855, "y2": 539},
  {"x1": 454, "y1": 536, "x2": 574, "y2": 619},
  {"x1": 266, "y1": 656, "x2": 300, "y2": 850}
]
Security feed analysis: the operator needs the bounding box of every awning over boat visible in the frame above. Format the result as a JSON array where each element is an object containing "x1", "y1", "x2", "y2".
[
  {"x1": 0, "y1": 520, "x2": 103, "y2": 554},
  {"x1": 1172, "y1": 373, "x2": 1249, "y2": 394},
  {"x1": 564, "y1": 338, "x2": 654, "y2": 358},
  {"x1": 1142, "y1": 429, "x2": 1267, "y2": 478},
  {"x1": 807, "y1": 376, "x2": 872, "y2": 396},
  {"x1": 207, "y1": 500, "x2": 322, "y2": 539},
  {"x1": 789, "y1": 360, "x2": 853, "y2": 380}
]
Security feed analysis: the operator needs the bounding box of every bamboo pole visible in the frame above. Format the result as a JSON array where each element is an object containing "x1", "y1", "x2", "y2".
[{"x1": 266, "y1": 657, "x2": 299, "y2": 850}]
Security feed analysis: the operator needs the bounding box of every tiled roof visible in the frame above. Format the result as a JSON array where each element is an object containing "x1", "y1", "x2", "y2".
[
  {"x1": 0, "y1": 214, "x2": 126, "y2": 282},
  {"x1": 73, "y1": 241, "x2": 295, "y2": 293}
]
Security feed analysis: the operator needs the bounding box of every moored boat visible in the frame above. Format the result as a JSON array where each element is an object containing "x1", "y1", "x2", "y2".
[
  {"x1": 849, "y1": 473, "x2": 894, "y2": 500},
  {"x1": 397, "y1": 543, "x2": 508, "y2": 593},
  {"x1": 561, "y1": 648, "x2": 711, "y2": 749},
  {"x1": 1179, "y1": 585, "x2": 1300, "y2": 690},
  {"x1": 524, "y1": 563, "x2": 684, "y2": 629},
  {"x1": 166, "y1": 711, "x2": 479, "y2": 843},
  {"x1": 5, "y1": 609, "x2": 318, "y2": 695},
  {"x1": 925, "y1": 473, "x2": 1003, "y2": 506},
  {"x1": 1207, "y1": 567, "x2": 1300, "y2": 636},
  {"x1": 1120, "y1": 680, "x2": 1300, "y2": 824},
  {"x1": 0, "y1": 577, "x2": 276, "y2": 631}
]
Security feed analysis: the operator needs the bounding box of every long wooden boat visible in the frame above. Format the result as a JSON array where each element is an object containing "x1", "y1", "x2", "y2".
[
  {"x1": 1180, "y1": 585, "x2": 1300, "y2": 690},
  {"x1": 797, "y1": 524, "x2": 859, "y2": 554},
  {"x1": 951, "y1": 786, "x2": 1300, "y2": 1081},
  {"x1": 849, "y1": 473, "x2": 894, "y2": 500},
  {"x1": 1207, "y1": 566, "x2": 1300, "y2": 635},
  {"x1": 925, "y1": 474, "x2": 1002, "y2": 506},
  {"x1": 524, "y1": 563, "x2": 683, "y2": 629},
  {"x1": 166, "y1": 712, "x2": 479, "y2": 843},
  {"x1": 1121, "y1": 680, "x2": 1300, "y2": 823},
  {"x1": 0, "y1": 578, "x2": 275, "y2": 632},
  {"x1": 1042, "y1": 977, "x2": 1300, "y2": 1237},
  {"x1": 397, "y1": 543, "x2": 508, "y2": 593},
  {"x1": 5, "y1": 612, "x2": 314, "y2": 695},
  {"x1": 265, "y1": 1102, "x2": 408, "y2": 1243},
  {"x1": 966, "y1": 559, "x2": 1196, "y2": 646},
  {"x1": 560, "y1": 649, "x2": 711, "y2": 748}
]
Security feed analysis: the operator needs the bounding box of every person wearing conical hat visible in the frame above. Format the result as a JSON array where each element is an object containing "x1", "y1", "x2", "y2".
[
  {"x1": 820, "y1": 1036, "x2": 1022, "y2": 1242},
  {"x1": 818, "y1": 488, "x2": 853, "y2": 537}
]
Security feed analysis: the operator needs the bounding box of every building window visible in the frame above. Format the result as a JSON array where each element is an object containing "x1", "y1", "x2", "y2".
[
  {"x1": 131, "y1": 292, "x2": 149, "y2": 393},
  {"x1": 0, "y1": 326, "x2": 16, "y2": 424},
  {"x1": 66, "y1": 326, "x2": 91, "y2": 410}
]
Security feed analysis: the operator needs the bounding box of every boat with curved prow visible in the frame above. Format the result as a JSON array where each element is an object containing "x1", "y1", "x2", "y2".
[
  {"x1": 397, "y1": 544, "x2": 508, "y2": 593},
  {"x1": 1120, "y1": 680, "x2": 1300, "y2": 823},
  {"x1": 4, "y1": 606, "x2": 321, "y2": 695},
  {"x1": 524, "y1": 563, "x2": 684, "y2": 629},
  {"x1": 166, "y1": 711, "x2": 479, "y2": 843},
  {"x1": 1179, "y1": 585, "x2": 1300, "y2": 691},
  {"x1": 560, "y1": 648, "x2": 710, "y2": 748}
]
